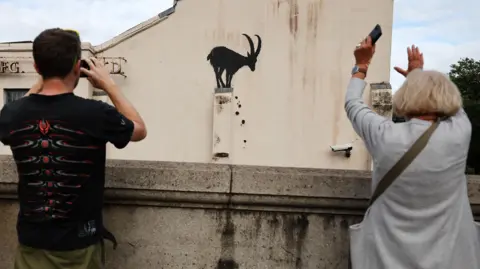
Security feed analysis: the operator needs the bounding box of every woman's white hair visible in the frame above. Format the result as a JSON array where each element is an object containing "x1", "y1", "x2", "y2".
[{"x1": 392, "y1": 69, "x2": 463, "y2": 117}]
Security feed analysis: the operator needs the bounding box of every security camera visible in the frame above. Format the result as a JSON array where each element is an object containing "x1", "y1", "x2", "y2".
[{"x1": 330, "y1": 143, "x2": 353, "y2": 158}]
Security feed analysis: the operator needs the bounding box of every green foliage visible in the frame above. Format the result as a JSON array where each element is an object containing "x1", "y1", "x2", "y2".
[
  {"x1": 465, "y1": 104, "x2": 480, "y2": 174},
  {"x1": 449, "y1": 58, "x2": 480, "y2": 104},
  {"x1": 449, "y1": 58, "x2": 480, "y2": 174}
]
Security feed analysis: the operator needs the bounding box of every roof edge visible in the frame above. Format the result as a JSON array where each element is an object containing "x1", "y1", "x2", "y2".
[
  {"x1": 93, "y1": 3, "x2": 178, "y2": 53},
  {"x1": 0, "y1": 0, "x2": 180, "y2": 54},
  {"x1": 0, "y1": 42, "x2": 95, "y2": 54}
]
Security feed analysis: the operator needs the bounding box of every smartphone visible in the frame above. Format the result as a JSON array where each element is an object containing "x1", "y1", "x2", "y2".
[
  {"x1": 368, "y1": 24, "x2": 382, "y2": 45},
  {"x1": 80, "y1": 59, "x2": 89, "y2": 78}
]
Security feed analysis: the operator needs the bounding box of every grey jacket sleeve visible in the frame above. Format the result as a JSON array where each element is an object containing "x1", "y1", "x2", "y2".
[{"x1": 344, "y1": 78, "x2": 392, "y2": 153}]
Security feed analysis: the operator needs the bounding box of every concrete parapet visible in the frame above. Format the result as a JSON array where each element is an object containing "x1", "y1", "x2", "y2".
[{"x1": 1, "y1": 156, "x2": 480, "y2": 268}]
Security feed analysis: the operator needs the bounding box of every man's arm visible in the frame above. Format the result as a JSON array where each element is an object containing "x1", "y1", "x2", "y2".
[
  {"x1": 95, "y1": 101, "x2": 136, "y2": 149},
  {"x1": 103, "y1": 85, "x2": 147, "y2": 142},
  {"x1": 80, "y1": 57, "x2": 147, "y2": 142}
]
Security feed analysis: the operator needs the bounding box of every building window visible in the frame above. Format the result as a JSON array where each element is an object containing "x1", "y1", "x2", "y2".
[{"x1": 4, "y1": 88, "x2": 28, "y2": 104}]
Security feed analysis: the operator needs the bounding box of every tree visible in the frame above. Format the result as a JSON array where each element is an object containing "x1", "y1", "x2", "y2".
[
  {"x1": 449, "y1": 58, "x2": 480, "y2": 105},
  {"x1": 464, "y1": 104, "x2": 480, "y2": 174},
  {"x1": 449, "y1": 58, "x2": 480, "y2": 173}
]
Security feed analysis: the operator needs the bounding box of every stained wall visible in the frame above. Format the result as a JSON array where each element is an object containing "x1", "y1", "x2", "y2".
[
  {"x1": 96, "y1": 0, "x2": 394, "y2": 169},
  {"x1": 0, "y1": 0, "x2": 394, "y2": 170}
]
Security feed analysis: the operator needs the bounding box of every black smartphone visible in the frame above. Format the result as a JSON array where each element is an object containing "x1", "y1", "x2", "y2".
[
  {"x1": 368, "y1": 24, "x2": 382, "y2": 45},
  {"x1": 80, "y1": 59, "x2": 89, "y2": 78}
]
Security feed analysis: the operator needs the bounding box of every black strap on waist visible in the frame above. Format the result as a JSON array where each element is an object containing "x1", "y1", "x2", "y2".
[
  {"x1": 102, "y1": 227, "x2": 117, "y2": 249},
  {"x1": 100, "y1": 226, "x2": 117, "y2": 265}
]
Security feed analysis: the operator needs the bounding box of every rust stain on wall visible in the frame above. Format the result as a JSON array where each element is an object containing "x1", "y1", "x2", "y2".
[
  {"x1": 270, "y1": 0, "x2": 280, "y2": 16},
  {"x1": 287, "y1": 0, "x2": 299, "y2": 37},
  {"x1": 302, "y1": 1, "x2": 323, "y2": 91},
  {"x1": 289, "y1": 44, "x2": 298, "y2": 91},
  {"x1": 306, "y1": 1, "x2": 322, "y2": 39}
]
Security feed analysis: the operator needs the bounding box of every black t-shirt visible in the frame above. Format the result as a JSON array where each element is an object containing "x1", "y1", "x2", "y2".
[{"x1": 0, "y1": 93, "x2": 134, "y2": 251}]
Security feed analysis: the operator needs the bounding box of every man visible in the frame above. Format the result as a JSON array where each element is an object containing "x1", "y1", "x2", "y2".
[{"x1": 0, "y1": 28, "x2": 147, "y2": 268}]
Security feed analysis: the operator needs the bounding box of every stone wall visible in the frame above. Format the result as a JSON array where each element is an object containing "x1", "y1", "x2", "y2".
[
  {"x1": 370, "y1": 82, "x2": 393, "y2": 118},
  {"x1": 1, "y1": 156, "x2": 479, "y2": 268}
]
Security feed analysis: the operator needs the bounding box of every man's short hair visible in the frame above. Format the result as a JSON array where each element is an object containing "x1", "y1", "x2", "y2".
[{"x1": 33, "y1": 28, "x2": 81, "y2": 79}]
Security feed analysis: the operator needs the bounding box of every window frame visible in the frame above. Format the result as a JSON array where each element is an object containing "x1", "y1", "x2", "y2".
[{"x1": 3, "y1": 88, "x2": 29, "y2": 104}]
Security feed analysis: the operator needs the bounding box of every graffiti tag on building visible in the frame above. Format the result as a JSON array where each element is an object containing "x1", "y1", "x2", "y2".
[
  {"x1": 98, "y1": 57, "x2": 127, "y2": 78},
  {"x1": 0, "y1": 61, "x2": 20, "y2": 73},
  {"x1": 0, "y1": 57, "x2": 127, "y2": 77}
]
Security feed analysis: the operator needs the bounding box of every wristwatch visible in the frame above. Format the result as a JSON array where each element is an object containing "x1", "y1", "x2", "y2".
[{"x1": 351, "y1": 65, "x2": 368, "y2": 76}]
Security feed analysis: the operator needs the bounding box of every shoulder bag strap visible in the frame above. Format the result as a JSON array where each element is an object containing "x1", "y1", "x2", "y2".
[{"x1": 368, "y1": 120, "x2": 440, "y2": 206}]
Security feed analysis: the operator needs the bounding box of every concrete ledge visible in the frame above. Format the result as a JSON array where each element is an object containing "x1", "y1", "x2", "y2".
[
  {"x1": 0, "y1": 155, "x2": 231, "y2": 193},
  {"x1": 0, "y1": 182, "x2": 367, "y2": 215},
  {"x1": 1, "y1": 156, "x2": 480, "y2": 216},
  {"x1": 232, "y1": 165, "x2": 371, "y2": 198}
]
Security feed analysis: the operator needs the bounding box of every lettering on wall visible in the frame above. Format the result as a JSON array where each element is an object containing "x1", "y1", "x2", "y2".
[
  {"x1": 0, "y1": 61, "x2": 20, "y2": 73},
  {"x1": 0, "y1": 57, "x2": 127, "y2": 77},
  {"x1": 207, "y1": 34, "x2": 262, "y2": 88},
  {"x1": 99, "y1": 57, "x2": 127, "y2": 78}
]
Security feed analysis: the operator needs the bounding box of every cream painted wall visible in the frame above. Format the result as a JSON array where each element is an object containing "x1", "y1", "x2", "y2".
[
  {"x1": 98, "y1": 0, "x2": 393, "y2": 169},
  {"x1": 0, "y1": 0, "x2": 394, "y2": 170}
]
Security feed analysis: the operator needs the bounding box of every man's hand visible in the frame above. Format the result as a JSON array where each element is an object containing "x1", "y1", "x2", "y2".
[
  {"x1": 354, "y1": 36, "x2": 376, "y2": 66},
  {"x1": 80, "y1": 57, "x2": 116, "y2": 92},
  {"x1": 394, "y1": 45, "x2": 424, "y2": 77}
]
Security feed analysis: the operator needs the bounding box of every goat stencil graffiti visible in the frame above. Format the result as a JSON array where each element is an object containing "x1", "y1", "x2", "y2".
[{"x1": 207, "y1": 34, "x2": 262, "y2": 88}]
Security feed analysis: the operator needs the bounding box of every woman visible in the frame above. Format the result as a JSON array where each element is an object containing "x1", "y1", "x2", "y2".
[{"x1": 346, "y1": 37, "x2": 480, "y2": 269}]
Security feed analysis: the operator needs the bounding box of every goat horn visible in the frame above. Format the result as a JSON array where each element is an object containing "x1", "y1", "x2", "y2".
[
  {"x1": 242, "y1": 34, "x2": 255, "y2": 56},
  {"x1": 254, "y1": 35, "x2": 262, "y2": 57}
]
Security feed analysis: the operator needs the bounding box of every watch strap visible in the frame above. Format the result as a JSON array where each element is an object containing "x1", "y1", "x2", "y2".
[
  {"x1": 352, "y1": 65, "x2": 368, "y2": 75},
  {"x1": 357, "y1": 67, "x2": 368, "y2": 74}
]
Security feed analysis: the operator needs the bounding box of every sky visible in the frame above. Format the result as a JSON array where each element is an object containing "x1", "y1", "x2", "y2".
[{"x1": 0, "y1": 0, "x2": 478, "y2": 90}]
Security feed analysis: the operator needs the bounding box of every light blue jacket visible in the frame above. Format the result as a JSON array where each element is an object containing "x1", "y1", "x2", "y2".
[{"x1": 346, "y1": 78, "x2": 480, "y2": 269}]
